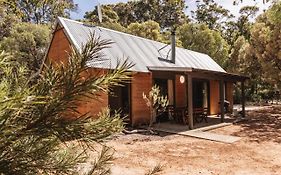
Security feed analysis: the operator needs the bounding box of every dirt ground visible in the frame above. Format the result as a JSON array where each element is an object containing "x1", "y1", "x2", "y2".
[{"x1": 105, "y1": 105, "x2": 281, "y2": 175}]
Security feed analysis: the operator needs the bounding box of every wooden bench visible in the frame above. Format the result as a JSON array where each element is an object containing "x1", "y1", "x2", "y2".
[{"x1": 193, "y1": 107, "x2": 208, "y2": 123}]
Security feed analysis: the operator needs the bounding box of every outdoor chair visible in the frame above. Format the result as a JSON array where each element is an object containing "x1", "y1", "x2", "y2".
[
  {"x1": 193, "y1": 107, "x2": 208, "y2": 123},
  {"x1": 217, "y1": 100, "x2": 230, "y2": 117}
]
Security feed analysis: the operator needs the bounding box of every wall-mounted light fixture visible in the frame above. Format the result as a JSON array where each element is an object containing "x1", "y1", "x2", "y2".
[{"x1": 180, "y1": 75, "x2": 185, "y2": 84}]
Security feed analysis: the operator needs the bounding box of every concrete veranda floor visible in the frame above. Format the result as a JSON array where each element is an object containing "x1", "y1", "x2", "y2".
[
  {"x1": 151, "y1": 115, "x2": 240, "y2": 143},
  {"x1": 153, "y1": 114, "x2": 235, "y2": 132}
]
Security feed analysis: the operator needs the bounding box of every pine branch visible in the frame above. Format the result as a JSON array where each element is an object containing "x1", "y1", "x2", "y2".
[
  {"x1": 145, "y1": 164, "x2": 163, "y2": 175},
  {"x1": 0, "y1": 31, "x2": 131, "y2": 174},
  {"x1": 86, "y1": 146, "x2": 114, "y2": 175}
]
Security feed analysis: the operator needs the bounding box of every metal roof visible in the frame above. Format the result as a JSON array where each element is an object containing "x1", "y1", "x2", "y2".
[{"x1": 58, "y1": 17, "x2": 226, "y2": 73}]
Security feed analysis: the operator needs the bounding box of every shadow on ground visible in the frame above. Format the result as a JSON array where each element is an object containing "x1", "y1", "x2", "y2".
[{"x1": 233, "y1": 105, "x2": 281, "y2": 143}]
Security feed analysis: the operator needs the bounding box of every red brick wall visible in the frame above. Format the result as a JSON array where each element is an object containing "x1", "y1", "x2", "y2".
[
  {"x1": 46, "y1": 27, "x2": 108, "y2": 118},
  {"x1": 76, "y1": 69, "x2": 108, "y2": 118},
  {"x1": 131, "y1": 72, "x2": 152, "y2": 126}
]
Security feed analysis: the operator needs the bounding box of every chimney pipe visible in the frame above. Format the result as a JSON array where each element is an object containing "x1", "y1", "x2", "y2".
[{"x1": 171, "y1": 30, "x2": 176, "y2": 64}]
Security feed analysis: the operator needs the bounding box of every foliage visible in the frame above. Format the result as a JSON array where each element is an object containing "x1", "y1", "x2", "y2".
[
  {"x1": 250, "y1": 1, "x2": 281, "y2": 89},
  {"x1": 223, "y1": 5, "x2": 259, "y2": 46},
  {"x1": 100, "y1": 22, "x2": 127, "y2": 33},
  {"x1": 84, "y1": 4, "x2": 119, "y2": 24},
  {"x1": 127, "y1": 20, "x2": 165, "y2": 42},
  {"x1": 145, "y1": 164, "x2": 163, "y2": 175},
  {"x1": 228, "y1": 36, "x2": 264, "y2": 100},
  {"x1": 4, "y1": 0, "x2": 77, "y2": 24},
  {"x1": 83, "y1": 19, "x2": 182, "y2": 46},
  {"x1": 177, "y1": 23, "x2": 229, "y2": 68},
  {"x1": 237, "y1": 5, "x2": 259, "y2": 39},
  {"x1": 85, "y1": 146, "x2": 114, "y2": 175},
  {"x1": 0, "y1": 33, "x2": 132, "y2": 174},
  {"x1": 227, "y1": 1, "x2": 281, "y2": 101},
  {"x1": 191, "y1": 0, "x2": 234, "y2": 31},
  {"x1": 84, "y1": 0, "x2": 188, "y2": 29},
  {"x1": 143, "y1": 85, "x2": 169, "y2": 128},
  {"x1": 0, "y1": 3, "x2": 19, "y2": 40},
  {"x1": 0, "y1": 22, "x2": 50, "y2": 74}
]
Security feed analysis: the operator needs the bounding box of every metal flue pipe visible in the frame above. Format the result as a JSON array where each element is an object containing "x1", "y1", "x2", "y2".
[{"x1": 171, "y1": 30, "x2": 176, "y2": 64}]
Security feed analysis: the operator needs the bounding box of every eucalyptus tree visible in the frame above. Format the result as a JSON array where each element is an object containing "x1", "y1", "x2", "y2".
[
  {"x1": 177, "y1": 23, "x2": 229, "y2": 68},
  {"x1": 84, "y1": 4, "x2": 119, "y2": 24},
  {"x1": 84, "y1": 0, "x2": 188, "y2": 29},
  {"x1": 3, "y1": 0, "x2": 77, "y2": 24},
  {"x1": 127, "y1": 20, "x2": 164, "y2": 42},
  {"x1": 191, "y1": 0, "x2": 234, "y2": 31},
  {"x1": 250, "y1": 1, "x2": 281, "y2": 88}
]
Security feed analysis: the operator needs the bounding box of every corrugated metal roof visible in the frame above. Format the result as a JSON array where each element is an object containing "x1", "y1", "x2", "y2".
[{"x1": 58, "y1": 17, "x2": 226, "y2": 73}]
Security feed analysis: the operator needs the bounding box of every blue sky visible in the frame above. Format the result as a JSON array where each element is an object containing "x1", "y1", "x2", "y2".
[{"x1": 70, "y1": 0, "x2": 271, "y2": 20}]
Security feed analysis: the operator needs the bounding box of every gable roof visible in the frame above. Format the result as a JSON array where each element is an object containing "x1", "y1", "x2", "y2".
[{"x1": 57, "y1": 17, "x2": 226, "y2": 73}]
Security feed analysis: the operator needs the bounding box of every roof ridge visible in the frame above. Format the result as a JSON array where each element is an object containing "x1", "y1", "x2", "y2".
[
  {"x1": 97, "y1": 26, "x2": 169, "y2": 46},
  {"x1": 58, "y1": 16, "x2": 84, "y2": 25},
  {"x1": 60, "y1": 17, "x2": 170, "y2": 47},
  {"x1": 57, "y1": 17, "x2": 211, "y2": 57},
  {"x1": 96, "y1": 27, "x2": 211, "y2": 58}
]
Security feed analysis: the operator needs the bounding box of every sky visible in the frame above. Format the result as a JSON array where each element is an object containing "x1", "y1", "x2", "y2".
[{"x1": 70, "y1": 0, "x2": 271, "y2": 20}]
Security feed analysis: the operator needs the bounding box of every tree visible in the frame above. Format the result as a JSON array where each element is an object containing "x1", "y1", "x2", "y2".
[
  {"x1": 223, "y1": 5, "x2": 259, "y2": 46},
  {"x1": 250, "y1": 1, "x2": 281, "y2": 88},
  {"x1": 224, "y1": 5, "x2": 260, "y2": 72},
  {"x1": 84, "y1": 4, "x2": 119, "y2": 24},
  {"x1": 100, "y1": 22, "x2": 127, "y2": 33},
  {"x1": 5, "y1": 0, "x2": 77, "y2": 24},
  {"x1": 0, "y1": 3, "x2": 19, "y2": 40},
  {"x1": 228, "y1": 36, "x2": 264, "y2": 100},
  {"x1": 127, "y1": 20, "x2": 164, "y2": 42},
  {"x1": 227, "y1": 1, "x2": 280, "y2": 101},
  {"x1": 237, "y1": 6, "x2": 259, "y2": 39},
  {"x1": 84, "y1": 0, "x2": 188, "y2": 29},
  {"x1": 0, "y1": 33, "x2": 132, "y2": 174},
  {"x1": 0, "y1": 22, "x2": 50, "y2": 74},
  {"x1": 157, "y1": 0, "x2": 187, "y2": 29},
  {"x1": 191, "y1": 0, "x2": 234, "y2": 31},
  {"x1": 177, "y1": 23, "x2": 229, "y2": 68}
]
